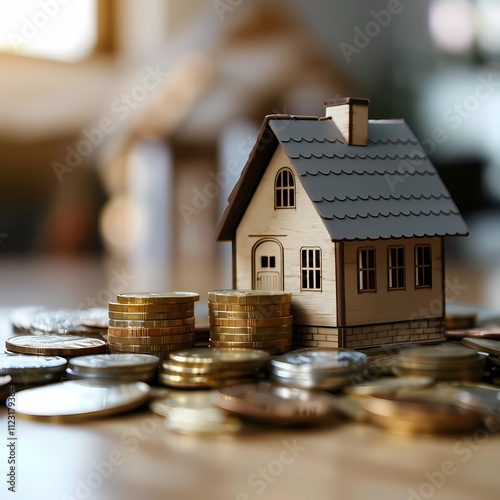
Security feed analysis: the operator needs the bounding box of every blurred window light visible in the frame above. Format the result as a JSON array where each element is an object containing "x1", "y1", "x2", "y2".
[
  {"x1": 477, "y1": 0, "x2": 500, "y2": 57},
  {"x1": 0, "y1": 0, "x2": 97, "y2": 62},
  {"x1": 429, "y1": 0, "x2": 476, "y2": 53}
]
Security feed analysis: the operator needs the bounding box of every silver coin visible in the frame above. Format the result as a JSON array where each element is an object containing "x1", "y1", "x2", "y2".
[
  {"x1": 15, "y1": 380, "x2": 151, "y2": 420},
  {"x1": 66, "y1": 368, "x2": 155, "y2": 383},
  {"x1": 270, "y1": 349, "x2": 367, "y2": 374},
  {"x1": 30, "y1": 309, "x2": 99, "y2": 335},
  {"x1": 78, "y1": 308, "x2": 109, "y2": 329},
  {"x1": 68, "y1": 354, "x2": 160, "y2": 375},
  {"x1": 0, "y1": 353, "x2": 67, "y2": 374}
]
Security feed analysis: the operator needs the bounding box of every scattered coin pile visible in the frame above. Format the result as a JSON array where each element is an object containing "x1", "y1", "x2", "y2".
[
  {"x1": 0, "y1": 353, "x2": 67, "y2": 386},
  {"x1": 67, "y1": 354, "x2": 160, "y2": 383},
  {"x1": 208, "y1": 290, "x2": 293, "y2": 354},
  {"x1": 159, "y1": 347, "x2": 270, "y2": 388},
  {"x1": 392, "y1": 344, "x2": 485, "y2": 381},
  {"x1": 268, "y1": 348, "x2": 368, "y2": 391},
  {"x1": 107, "y1": 292, "x2": 199, "y2": 360}
]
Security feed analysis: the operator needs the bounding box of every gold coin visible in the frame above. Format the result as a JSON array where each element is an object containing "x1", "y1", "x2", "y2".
[
  {"x1": 108, "y1": 342, "x2": 194, "y2": 353},
  {"x1": 162, "y1": 359, "x2": 257, "y2": 376},
  {"x1": 107, "y1": 325, "x2": 195, "y2": 337},
  {"x1": 168, "y1": 347, "x2": 270, "y2": 367},
  {"x1": 108, "y1": 310, "x2": 194, "y2": 321},
  {"x1": 209, "y1": 315, "x2": 293, "y2": 327},
  {"x1": 209, "y1": 339, "x2": 291, "y2": 348},
  {"x1": 208, "y1": 309, "x2": 291, "y2": 319},
  {"x1": 208, "y1": 289, "x2": 292, "y2": 305},
  {"x1": 209, "y1": 332, "x2": 293, "y2": 342},
  {"x1": 446, "y1": 327, "x2": 500, "y2": 340},
  {"x1": 108, "y1": 317, "x2": 195, "y2": 328},
  {"x1": 462, "y1": 337, "x2": 500, "y2": 356},
  {"x1": 208, "y1": 302, "x2": 291, "y2": 313},
  {"x1": 358, "y1": 394, "x2": 483, "y2": 434},
  {"x1": 117, "y1": 292, "x2": 199, "y2": 304},
  {"x1": 159, "y1": 372, "x2": 255, "y2": 388},
  {"x1": 6, "y1": 335, "x2": 107, "y2": 356},
  {"x1": 210, "y1": 325, "x2": 292, "y2": 334},
  {"x1": 109, "y1": 301, "x2": 195, "y2": 313},
  {"x1": 107, "y1": 333, "x2": 195, "y2": 345}
]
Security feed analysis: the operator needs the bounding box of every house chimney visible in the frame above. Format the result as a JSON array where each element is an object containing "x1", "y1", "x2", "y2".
[{"x1": 324, "y1": 97, "x2": 370, "y2": 146}]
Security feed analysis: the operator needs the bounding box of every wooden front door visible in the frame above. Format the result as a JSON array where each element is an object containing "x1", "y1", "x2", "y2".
[{"x1": 253, "y1": 239, "x2": 283, "y2": 291}]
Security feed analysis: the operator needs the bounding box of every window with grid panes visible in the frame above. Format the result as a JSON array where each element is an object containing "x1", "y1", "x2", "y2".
[
  {"x1": 388, "y1": 246, "x2": 405, "y2": 290},
  {"x1": 415, "y1": 245, "x2": 432, "y2": 288},
  {"x1": 275, "y1": 168, "x2": 295, "y2": 208},
  {"x1": 358, "y1": 248, "x2": 376, "y2": 292},
  {"x1": 301, "y1": 247, "x2": 321, "y2": 290}
]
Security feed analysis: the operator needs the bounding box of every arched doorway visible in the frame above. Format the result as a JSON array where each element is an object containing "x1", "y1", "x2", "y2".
[{"x1": 252, "y1": 239, "x2": 283, "y2": 291}]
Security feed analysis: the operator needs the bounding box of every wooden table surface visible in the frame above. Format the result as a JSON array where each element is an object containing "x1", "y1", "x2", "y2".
[{"x1": 1, "y1": 309, "x2": 500, "y2": 500}]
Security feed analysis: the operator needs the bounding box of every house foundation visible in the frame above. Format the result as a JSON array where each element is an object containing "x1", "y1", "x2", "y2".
[{"x1": 292, "y1": 318, "x2": 445, "y2": 349}]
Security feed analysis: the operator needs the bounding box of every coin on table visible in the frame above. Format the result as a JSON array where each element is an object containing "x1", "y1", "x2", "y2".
[
  {"x1": 208, "y1": 289, "x2": 292, "y2": 305},
  {"x1": 78, "y1": 308, "x2": 109, "y2": 329},
  {"x1": 30, "y1": 309, "x2": 103, "y2": 336},
  {"x1": 151, "y1": 390, "x2": 242, "y2": 435},
  {"x1": 462, "y1": 338, "x2": 500, "y2": 357},
  {"x1": 357, "y1": 393, "x2": 483, "y2": 434},
  {"x1": 344, "y1": 376, "x2": 435, "y2": 397},
  {"x1": 209, "y1": 339, "x2": 291, "y2": 348},
  {"x1": 446, "y1": 326, "x2": 500, "y2": 340},
  {"x1": 169, "y1": 347, "x2": 270, "y2": 368},
  {"x1": 159, "y1": 372, "x2": 256, "y2": 388},
  {"x1": 15, "y1": 380, "x2": 151, "y2": 420},
  {"x1": 117, "y1": 292, "x2": 199, "y2": 304},
  {"x1": 6, "y1": 335, "x2": 107, "y2": 356},
  {"x1": 109, "y1": 301, "x2": 195, "y2": 313},
  {"x1": 67, "y1": 353, "x2": 159, "y2": 380},
  {"x1": 0, "y1": 353, "x2": 67, "y2": 384},
  {"x1": 10, "y1": 306, "x2": 47, "y2": 333},
  {"x1": 211, "y1": 383, "x2": 337, "y2": 425}
]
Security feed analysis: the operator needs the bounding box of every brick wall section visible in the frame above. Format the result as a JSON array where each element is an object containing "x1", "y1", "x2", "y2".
[{"x1": 292, "y1": 318, "x2": 445, "y2": 349}]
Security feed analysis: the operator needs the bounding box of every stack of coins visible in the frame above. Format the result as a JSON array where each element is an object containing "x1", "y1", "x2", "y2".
[
  {"x1": 67, "y1": 354, "x2": 160, "y2": 382},
  {"x1": 107, "y1": 292, "x2": 199, "y2": 360},
  {"x1": 159, "y1": 347, "x2": 270, "y2": 388},
  {"x1": 268, "y1": 348, "x2": 368, "y2": 391},
  {"x1": 392, "y1": 344, "x2": 485, "y2": 381},
  {"x1": 208, "y1": 290, "x2": 293, "y2": 354}
]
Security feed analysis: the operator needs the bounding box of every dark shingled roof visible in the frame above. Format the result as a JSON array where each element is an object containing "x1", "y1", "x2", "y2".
[{"x1": 216, "y1": 115, "x2": 468, "y2": 241}]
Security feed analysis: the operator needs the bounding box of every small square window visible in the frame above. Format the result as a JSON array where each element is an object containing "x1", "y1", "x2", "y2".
[
  {"x1": 269, "y1": 256, "x2": 276, "y2": 268},
  {"x1": 261, "y1": 256, "x2": 268, "y2": 268}
]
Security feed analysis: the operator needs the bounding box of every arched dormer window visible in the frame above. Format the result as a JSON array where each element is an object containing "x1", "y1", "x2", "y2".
[{"x1": 275, "y1": 168, "x2": 295, "y2": 209}]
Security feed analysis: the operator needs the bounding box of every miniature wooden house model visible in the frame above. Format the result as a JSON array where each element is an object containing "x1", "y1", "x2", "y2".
[{"x1": 216, "y1": 98, "x2": 468, "y2": 349}]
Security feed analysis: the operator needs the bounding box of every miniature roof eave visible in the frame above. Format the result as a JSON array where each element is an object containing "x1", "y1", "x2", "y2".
[{"x1": 215, "y1": 114, "x2": 319, "y2": 241}]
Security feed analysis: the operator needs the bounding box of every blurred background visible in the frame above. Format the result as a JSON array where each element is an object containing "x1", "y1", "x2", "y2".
[{"x1": 0, "y1": 0, "x2": 499, "y2": 310}]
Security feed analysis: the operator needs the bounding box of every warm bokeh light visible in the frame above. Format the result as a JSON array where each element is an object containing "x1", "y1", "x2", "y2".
[
  {"x1": 429, "y1": 0, "x2": 475, "y2": 53},
  {"x1": 0, "y1": 0, "x2": 97, "y2": 61}
]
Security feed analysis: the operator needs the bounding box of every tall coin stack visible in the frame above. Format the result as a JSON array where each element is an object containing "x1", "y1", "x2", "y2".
[
  {"x1": 208, "y1": 290, "x2": 293, "y2": 354},
  {"x1": 107, "y1": 292, "x2": 199, "y2": 360}
]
